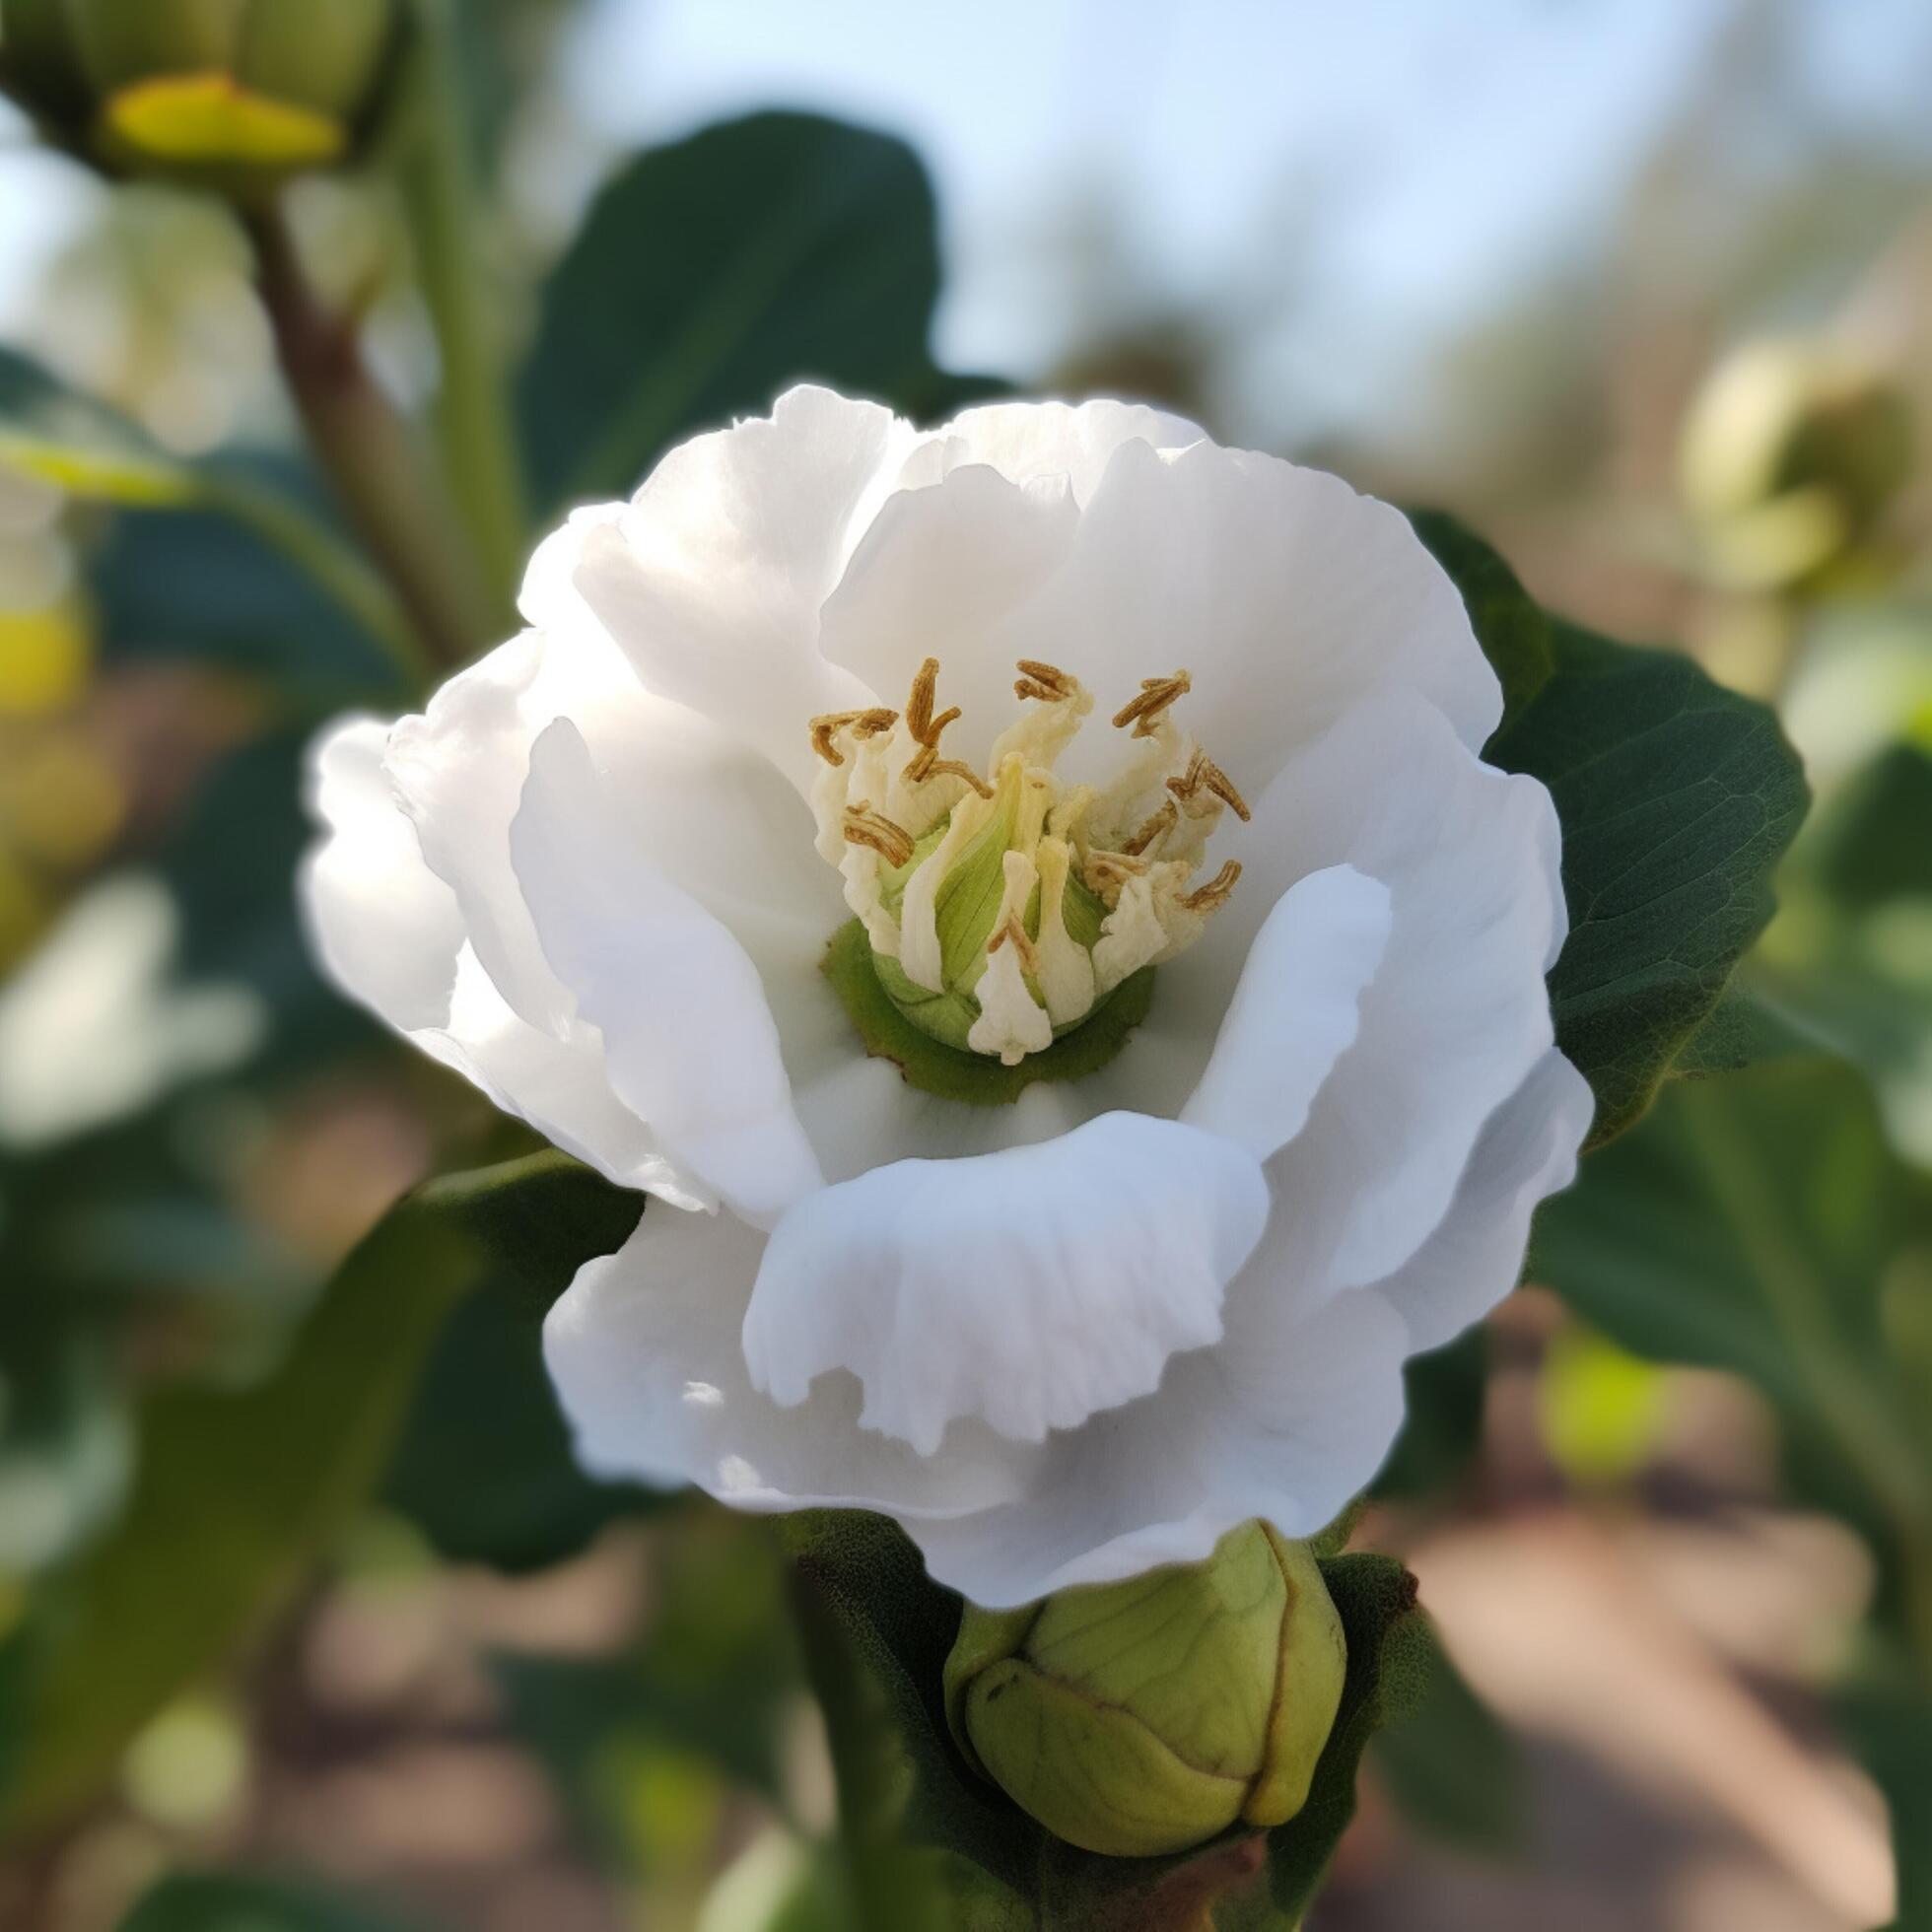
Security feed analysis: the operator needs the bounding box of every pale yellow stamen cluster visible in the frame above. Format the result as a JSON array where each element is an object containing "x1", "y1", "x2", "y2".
[{"x1": 808, "y1": 655, "x2": 1249, "y2": 1065}]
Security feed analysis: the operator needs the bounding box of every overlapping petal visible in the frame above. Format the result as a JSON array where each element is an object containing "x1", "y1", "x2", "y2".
[{"x1": 302, "y1": 386, "x2": 1590, "y2": 1610}]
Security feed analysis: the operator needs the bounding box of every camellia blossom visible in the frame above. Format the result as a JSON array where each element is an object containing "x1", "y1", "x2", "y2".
[{"x1": 303, "y1": 386, "x2": 1593, "y2": 1609}]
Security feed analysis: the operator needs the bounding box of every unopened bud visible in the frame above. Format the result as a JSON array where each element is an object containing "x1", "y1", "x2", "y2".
[
  {"x1": 1680, "y1": 339, "x2": 1915, "y2": 590},
  {"x1": 0, "y1": 0, "x2": 401, "y2": 189},
  {"x1": 943, "y1": 1522, "x2": 1346, "y2": 1858}
]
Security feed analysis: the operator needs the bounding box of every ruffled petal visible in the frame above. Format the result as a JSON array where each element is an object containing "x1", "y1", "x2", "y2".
[
  {"x1": 545, "y1": 1205, "x2": 1038, "y2": 1517},
  {"x1": 817, "y1": 460, "x2": 1079, "y2": 763},
  {"x1": 917, "y1": 396, "x2": 1205, "y2": 506},
  {"x1": 1368, "y1": 1047, "x2": 1594, "y2": 1352},
  {"x1": 510, "y1": 719, "x2": 822, "y2": 1228},
  {"x1": 907, "y1": 1286, "x2": 1410, "y2": 1606},
  {"x1": 1177, "y1": 689, "x2": 1564, "y2": 1297},
  {"x1": 569, "y1": 385, "x2": 914, "y2": 791},
  {"x1": 741, "y1": 1112, "x2": 1269, "y2": 1455},
  {"x1": 1180, "y1": 864, "x2": 1392, "y2": 1161},
  {"x1": 992, "y1": 438, "x2": 1501, "y2": 798},
  {"x1": 302, "y1": 717, "x2": 465, "y2": 1033}
]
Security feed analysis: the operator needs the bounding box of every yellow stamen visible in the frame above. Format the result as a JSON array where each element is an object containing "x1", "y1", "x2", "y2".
[
  {"x1": 1167, "y1": 748, "x2": 1252, "y2": 822},
  {"x1": 809, "y1": 707, "x2": 898, "y2": 766},
  {"x1": 1112, "y1": 669, "x2": 1193, "y2": 738},
  {"x1": 1182, "y1": 859, "x2": 1242, "y2": 912},
  {"x1": 842, "y1": 801, "x2": 914, "y2": 867},
  {"x1": 1014, "y1": 658, "x2": 1076, "y2": 704},
  {"x1": 903, "y1": 747, "x2": 996, "y2": 796}
]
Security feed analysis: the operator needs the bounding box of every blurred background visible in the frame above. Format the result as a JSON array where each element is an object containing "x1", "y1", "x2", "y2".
[{"x1": 0, "y1": 1, "x2": 1929, "y2": 1927}]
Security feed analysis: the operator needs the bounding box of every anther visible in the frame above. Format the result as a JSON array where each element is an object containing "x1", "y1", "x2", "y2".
[
  {"x1": 842, "y1": 801, "x2": 915, "y2": 867},
  {"x1": 809, "y1": 707, "x2": 898, "y2": 766},
  {"x1": 903, "y1": 656, "x2": 969, "y2": 786},
  {"x1": 903, "y1": 745, "x2": 996, "y2": 796},
  {"x1": 1181, "y1": 860, "x2": 1242, "y2": 912},
  {"x1": 1014, "y1": 658, "x2": 1075, "y2": 704},
  {"x1": 1111, "y1": 669, "x2": 1193, "y2": 737},
  {"x1": 1122, "y1": 797, "x2": 1179, "y2": 857},
  {"x1": 1167, "y1": 749, "x2": 1252, "y2": 822}
]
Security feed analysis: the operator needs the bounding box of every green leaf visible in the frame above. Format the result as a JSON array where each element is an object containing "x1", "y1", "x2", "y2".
[
  {"x1": 116, "y1": 1870, "x2": 438, "y2": 1932},
  {"x1": 1838, "y1": 1667, "x2": 1932, "y2": 1932},
  {"x1": 0, "y1": 1151, "x2": 638, "y2": 1844},
  {"x1": 1809, "y1": 741, "x2": 1932, "y2": 912},
  {"x1": 1489, "y1": 623, "x2": 1810, "y2": 1144},
  {"x1": 1371, "y1": 1633, "x2": 1527, "y2": 1860},
  {"x1": 782, "y1": 1513, "x2": 1429, "y2": 1930},
  {"x1": 0, "y1": 347, "x2": 420, "y2": 685},
  {"x1": 1409, "y1": 511, "x2": 1553, "y2": 728},
  {"x1": 383, "y1": 1182, "x2": 656, "y2": 1571},
  {"x1": 518, "y1": 110, "x2": 992, "y2": 513},
  {"x1": 0, "y1": 348, "x2": 201, "y2": 510},
  {"x1": 1531, "y1": 1060, "x2": 1932, "y2": 1605}
]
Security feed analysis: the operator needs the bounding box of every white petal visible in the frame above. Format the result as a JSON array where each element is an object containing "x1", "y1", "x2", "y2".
[
  {"x1": 1180, "y1": 690, "x2": 1564, "y2": 1296},
  {"x1": 907, "y1": 1287, "x2": 1410, "y2": 1607},
  {"x1": 928, "y1": 396, "x2": 1206, "y2": 505},
  {"x1": 510, "y1": 719, "x2": 822, "y2": 1228},
  {"x1": 816, "y1": 460, "x2": 1079, "y2": 762},
  {"x1": 1369, "y1": 1048, "x2": 1594, "y2": 1352},
  {"x1": 741, "y1": 1112, "x2": 1269, "y2": 1454},
  {"x1": 545, "y1": 1205, "x2": 1037, "y2": 1516},
  {"x1": 424, "y1": 946, "x2": 702, "y2": 1207},
  {"x1": 1180, "y1": 864, "x2": 1392, "y2": 1161},
  {"x1": 570, "y1": 385, "x2": 913, "y2": 791},
  {"x1": 995, "y1": 438, "x2": 1500, "y2": 797},
  {"x1": 302, "y1": 717, "x2": 464, "y2": 1033}
]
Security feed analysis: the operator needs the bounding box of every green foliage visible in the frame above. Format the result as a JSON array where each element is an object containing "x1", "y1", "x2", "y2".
[
  {"x1": 1533, "y1": 1056, "x2": 1932, "y2": 1752},
  {"x1": 518, "y1": 110, "x2": 999, "y2": 514},
  {"x1": 1409, "y1": 510, "x2": 1554, "y2": 727},
  {"x1": 783, "y1": 1511, "x2": 1434, "y2": 1929},
  {"x1": 1489, "y1": 621, "x2": 1810, "y2": 1144},
  {"x1": 116, "y1": 1869, "x2": 437, "y2": 1932},
  {"x1": 382, "y1": 1177, "x2": 655, "y2": 1570},
  {"x1": 0, "y1": 1151, "x2": 638, "y2": 1844},
  {"x1": 1371, "y1": 1634, "x2": 1527, "y2": 1860}
]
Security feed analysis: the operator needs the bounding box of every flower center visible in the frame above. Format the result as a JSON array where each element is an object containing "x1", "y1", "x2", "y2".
[{"x1": 808, "y1": 656, "x2": 1249, "y2": 1070}]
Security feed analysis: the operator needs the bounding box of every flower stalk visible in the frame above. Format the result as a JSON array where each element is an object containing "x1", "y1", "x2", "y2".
[
  {"x1": 392, "y1": 0, "x2": 528, "y2": 617},
  {"x1": 245, "y1": 198, "x2": 497, "y2": 673}
]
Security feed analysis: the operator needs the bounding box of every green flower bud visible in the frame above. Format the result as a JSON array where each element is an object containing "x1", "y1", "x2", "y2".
[
  {"x1": 0, "y1": 0, "x2": 401, "y2": 188},
  {"x1": 943, "y1": 1523, "x2": 1346, "y2": 1859},
  {"x1": 1680, "y1": 340, "x2": 1915, "y2": 590}
]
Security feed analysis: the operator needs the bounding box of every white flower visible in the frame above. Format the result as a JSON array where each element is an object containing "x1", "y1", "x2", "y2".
[{"x1": 302, "y1": 387, "x2": 1592, "y2": 1608}]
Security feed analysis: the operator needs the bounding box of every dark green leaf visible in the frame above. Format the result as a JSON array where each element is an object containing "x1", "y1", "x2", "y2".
[
  {"x1": 1409, "y1": 511, "x2": 1553, "y2": 728},
  {"x1": 0, "y1": 1151, "x2": 633, "y2": 1844},
  {"x1": 1371, "y1": 1634, "x2": 1526, "y2": 1859},
  {"x1": 1490, "y1": 623, "x2": 1809, "y2": 1144},
  {"x1": 89, "y1": 495, "x2": 405, "y2": 702},
  {"x1": 1809, "y1": 741, "x2": 1932, "y2": 912},
  {"x1": 383, "y1": 1181, "x2": 655, "y2": 1570},
  {"x1": 1532, "y1": 1060, "x2": 1932, "y2": 1604},
  {"x1": 519, "y1": 110, "x2": 986, "y2": 512},
  {"x1": 116, "y1": 1870, "x2": 440, "y2": 1932}
]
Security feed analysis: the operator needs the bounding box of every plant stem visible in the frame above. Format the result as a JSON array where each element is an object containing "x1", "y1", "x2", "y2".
[
  {"x1": 245, "y1": 200, "x2": 494, "y2": 674},
  {"x1": 395, "y1": 0, "x2": 528, "y2": 615}
]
